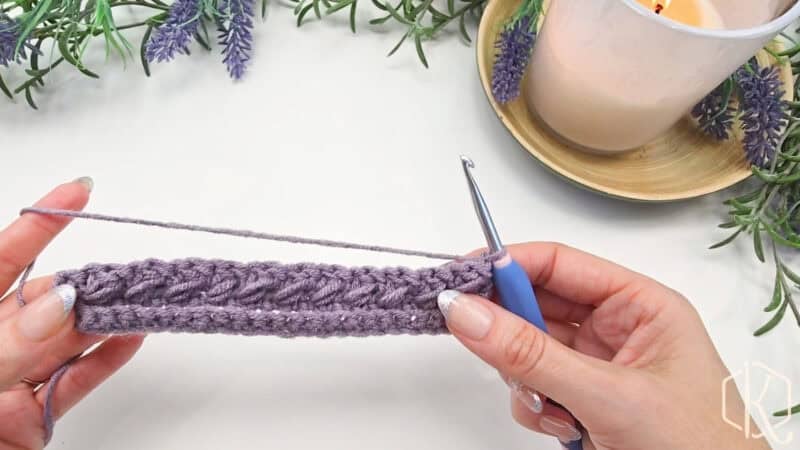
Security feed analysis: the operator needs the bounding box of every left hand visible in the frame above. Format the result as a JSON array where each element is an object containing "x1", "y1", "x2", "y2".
[{"x1": 0, "y1": 179, "x2": 145, "y2": 450}]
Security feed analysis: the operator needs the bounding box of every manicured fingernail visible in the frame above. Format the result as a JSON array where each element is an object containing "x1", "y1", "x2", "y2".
[
  {"x1": 540, "y1": 416, "x2": 582, "y2": 443},
  {"x1": 18, "y1": 285, "x2": 76, "y2": 342},
  {"x1": 73, "y1": 176, "x2": 94, "y2": 193},
  {"x1": 507, "y1": 378, "x2": 544, "y2": 413},
  {"x1": 437, "y1": 290, "x2": 493, "y2": 340}
]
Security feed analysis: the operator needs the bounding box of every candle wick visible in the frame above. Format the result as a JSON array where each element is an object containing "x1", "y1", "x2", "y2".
[{"x1": 654, "y1": 3, "x2": 664, "y2": 14}]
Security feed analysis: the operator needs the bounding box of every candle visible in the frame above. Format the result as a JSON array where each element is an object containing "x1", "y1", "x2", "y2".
[
  {"x1": 523, "y1": 0, "x2": 799, "y2": 153},
  {"x1": 634, "y1": 0, "x2": 724, "y2": 28}
]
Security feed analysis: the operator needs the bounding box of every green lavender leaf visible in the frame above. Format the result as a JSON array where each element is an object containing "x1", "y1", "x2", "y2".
[
  {"x1": 0, "y1": 73, "x2": 12, "y2": 100},
  {"x1": 24, "y1": 86, "x2": 37, "y2": 109},
  {"x1": 326, "y1": 0, "x2": 352, "y2": 14},
  {"x1": 754, "y1": 226, "x2": 766, "y2": 262},
  {"x1": 709, "y1": 228, "x2": 744, "y2": 249},
  {"x1": 58, "y1": 29, "x2": 99, "y2": 78},
  {"x1": 313, "y1": 0, "x2": 322, "y2": 19},
  {"x1": 774, "y1": 403, "x2": 800, "y2": 417},
  {"x1": 414, "y1": 32, "x2": 428, "y2": 68},
  {"x1": 15, "y1": 0, "x2": 54, "y2": 55},
  {"x1": 140, "y1": 24, "x2": 154, "y2": 76},
  {"x1": 754, "y1": 298, "x2": 787, "y2": 336},
  {"x1": 387, "y1": 30, "x2": 409, "y2": 56},
  {"x1": 766, "y1": 271, "x2": 782, "y2": 312},
  {"x1": 369, "y1": 14, "x2": 392, "y2": 25},
  {"x1": 297, "y1": 3, "x2": 313, "y2": 25},
  {"x1": 782, "y1": 263, "x2": 800, "y2": 286},
  {"x1": 458, "y1": 13, "x2": 470, "y2": 43},
  {"x1": 350, "y1": 0, "x2": 357, "y2": 32}
]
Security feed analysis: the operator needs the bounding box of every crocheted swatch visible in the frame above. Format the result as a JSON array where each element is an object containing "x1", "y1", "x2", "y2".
[{"x1": 56, "y1": 257, "x2": 496, "y2": 337}]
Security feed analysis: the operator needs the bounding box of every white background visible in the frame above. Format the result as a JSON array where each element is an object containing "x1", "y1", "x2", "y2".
[{"x1": 2, "y1": 4, "x2": 800, "y2": 449}]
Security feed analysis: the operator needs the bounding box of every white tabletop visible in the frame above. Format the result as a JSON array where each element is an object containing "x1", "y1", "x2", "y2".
[{"x1": 2, "y1": 9, "x2": 799, "y2": 449}]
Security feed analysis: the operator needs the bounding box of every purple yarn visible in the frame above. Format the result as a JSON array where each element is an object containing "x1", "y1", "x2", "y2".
[
  {"x1": 17, "y1": 207, "x2": 500, "y2": 444},
  {"x1": 56, "y1": 257, "x2": 495, "y2": 337},
  {"x1": 20, "y1": 207, "x2": 460, "y2": 260},
  {"x1": 217, "y1": 0, "x2": 254, "y2": 80},
  {"x1": 145, "y1": 0, "x2": 203, "y2": 62},
  {"x1": 33, "y1": 257, "x2": 495, "y2": 444}
]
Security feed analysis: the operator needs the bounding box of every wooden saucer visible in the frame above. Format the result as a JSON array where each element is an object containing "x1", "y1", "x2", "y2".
[{"x1": 476, "y1": 0, "x2": 794, "y2": 202}]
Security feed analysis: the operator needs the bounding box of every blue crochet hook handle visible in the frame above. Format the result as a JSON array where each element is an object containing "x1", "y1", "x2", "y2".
[{"x1": 460, "y1": 156, "x2": 584, "y2": 450}]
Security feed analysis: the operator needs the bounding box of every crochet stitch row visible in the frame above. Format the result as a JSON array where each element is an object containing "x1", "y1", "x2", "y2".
[{"x1": 56, "y1": 257, "x2": 497, "y2": 337}]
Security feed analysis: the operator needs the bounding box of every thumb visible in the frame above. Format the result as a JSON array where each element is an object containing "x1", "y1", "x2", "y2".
[
  {"x1": 0, "y1": 284, "x2": 76, "y2": 390},
  {"x1": 437, "y1": 290, "x2": 615, "y2": 415}
]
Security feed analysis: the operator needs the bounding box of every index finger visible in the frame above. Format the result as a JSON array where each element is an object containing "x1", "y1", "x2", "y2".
[
  {"x1": 0, "y1": 180, "x2": 91, "y2": 297},
  {"x1": 505, "y1": 242, "x2": 663, "y2": 307}
]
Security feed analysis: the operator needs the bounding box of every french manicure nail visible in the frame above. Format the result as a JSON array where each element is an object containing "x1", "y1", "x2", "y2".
[
  {"x1": 507, "y1": 379, "x2": 544, "y2": 413},
  {"x1": 540, "y1": 416, "x2": 582, "y2": 443},
  {"x1": 437, "y1": 290, "x2": 493, "y2": 340},
  {"x1": 18, "y1": 285, "x2": 77, "y2": 342},
  {"x1": 73, "y1": 176, "x2": 94, "y2": 193}
]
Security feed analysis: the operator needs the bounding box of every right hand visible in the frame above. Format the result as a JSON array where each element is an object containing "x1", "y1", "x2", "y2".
[{"x1": 438, "y1": 242, "x2": 771, "y2": 450}]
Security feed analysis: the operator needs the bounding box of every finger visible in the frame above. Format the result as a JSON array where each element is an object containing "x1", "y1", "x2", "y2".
[
  {"x1": 0, "y1": 285, "x2": 77, "y2": 390},
  {"x1": 505, "y1": 242, "x2": 663, "y2": 307},
  {"x1": 0, "y1": 179, "x2": 92, "y2": 296},
  {"x1": 25, "y1": 324, "x2": 104, "y2": 383},
  {"x1": 535, "y1": 290, "x2": 594, "y2": 324},
  {"x1": 0, "y1": 275, "x2": 53, "y2": 321},
  {"x1": 36, "y1": 334, "x2": 145, "y2": 419},
  {"x1": 511, "y1": 394, "x2": 583, "y2": 444},
  {"x1": 437, "y1": 290, "x2": 620, "y2": 415}
]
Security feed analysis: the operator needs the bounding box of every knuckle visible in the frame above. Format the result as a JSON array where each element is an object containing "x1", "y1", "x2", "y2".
[{"x1": 501, "y1": 323, "x2": 546, "y2": 376}]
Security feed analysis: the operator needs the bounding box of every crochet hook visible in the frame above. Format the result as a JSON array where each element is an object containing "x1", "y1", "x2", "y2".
[{"x1": 459, "y1": 156, "x2": 584, "y2": 450}]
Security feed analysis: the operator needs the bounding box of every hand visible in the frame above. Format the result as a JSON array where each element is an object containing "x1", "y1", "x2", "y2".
[
  {"x1": 0, "y1": 179, "x2": 144, "y2": 450},
  {"x1": 437, "y1": 242, "x2": 771, "y2": 450}
]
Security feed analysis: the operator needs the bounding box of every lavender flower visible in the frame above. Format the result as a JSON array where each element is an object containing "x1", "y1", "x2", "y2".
[
  {"x1": 491, "y1": 15, "x2": 536, "y2": 104},
  {"x1": 145, "y1": 0, "x2": 202, "y2": 63},
  {"x1": 692, "y1": 82, "x2": 735, "y2": 140},
  {"x1": 735, "y1": 64, "x2": 788, "y2": 168},
  {"x1": 217, "y1": 0, "x2": 254, "y2": 80},
  {"x1": 0, "y1": 14, "x2": 20, "y2": 67}
]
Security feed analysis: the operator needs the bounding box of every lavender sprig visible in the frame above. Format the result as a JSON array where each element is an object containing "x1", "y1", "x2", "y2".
[
  {"x1": 217, "y1": 0, "x2": 254, "y2": 80},
  {"x1": 146, "y1": 0, "x2": 203, "y2": 62},
  {"x1": 692, "y1": 80, "x2": 735, "y2": 141},
  {"x1": 491, "y1": 15, "x2": 536, "y2": 104},
  {"x1": 735, "y1": 64, "x2": 788, "y2": 168},
  {"x1": 0, "y1": 14, "x2": 22, "y2": 67}
]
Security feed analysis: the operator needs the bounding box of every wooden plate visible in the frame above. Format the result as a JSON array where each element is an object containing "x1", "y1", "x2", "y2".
[{"x1": 476, "y1": 0, "x2": 794, "y2": 202}]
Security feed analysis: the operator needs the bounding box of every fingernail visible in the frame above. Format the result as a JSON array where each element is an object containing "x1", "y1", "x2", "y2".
[
  {"x1": 437, "y1": 290, "x2": 493, "y2": 340},
  {"x1": 540, "y1": 416, "x2": 582, "y2": 443},
  {"x1": 18, "y1": 285, "x2": 77, "y2": 342},
  {"x1": 73, "y1": 176, "x2": 94, "y2": 193},
  {"x1": 507, "y1": 379, "x2": 544, "y2": 413}
]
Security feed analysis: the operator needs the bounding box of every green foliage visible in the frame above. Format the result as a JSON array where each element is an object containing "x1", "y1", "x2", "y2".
[
  {"x1": 0, "y1": 0, "x2": 487, "y2": 106},
  {"x1": 712, "y1": 40, "x2": 800, "y2": 337},
  {"x1": 1, "y1": 0, "x2": 172, "y2": 106}
]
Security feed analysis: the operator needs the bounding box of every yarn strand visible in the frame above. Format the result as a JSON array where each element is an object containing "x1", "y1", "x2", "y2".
[
  {"x1": 15, "y1": 207, "x2": 494, "y2": 446},
  {"x1": 20, "y1": 207, "x2": 461, "y2": 261}
]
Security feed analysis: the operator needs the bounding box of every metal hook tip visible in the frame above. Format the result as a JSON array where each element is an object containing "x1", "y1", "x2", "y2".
[{"x1": 460, "y1": 155, "x2": 475, "y2": 169}]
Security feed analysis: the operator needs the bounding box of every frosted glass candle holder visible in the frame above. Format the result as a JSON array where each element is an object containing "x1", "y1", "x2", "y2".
[{"x1": 526, "y1": 0, "x2": 800, "y2": 153}]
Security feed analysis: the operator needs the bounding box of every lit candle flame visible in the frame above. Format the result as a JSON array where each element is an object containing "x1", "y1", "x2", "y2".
[{"x1": 651, "y1": 0, "x2": 672, "y2": 14}]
